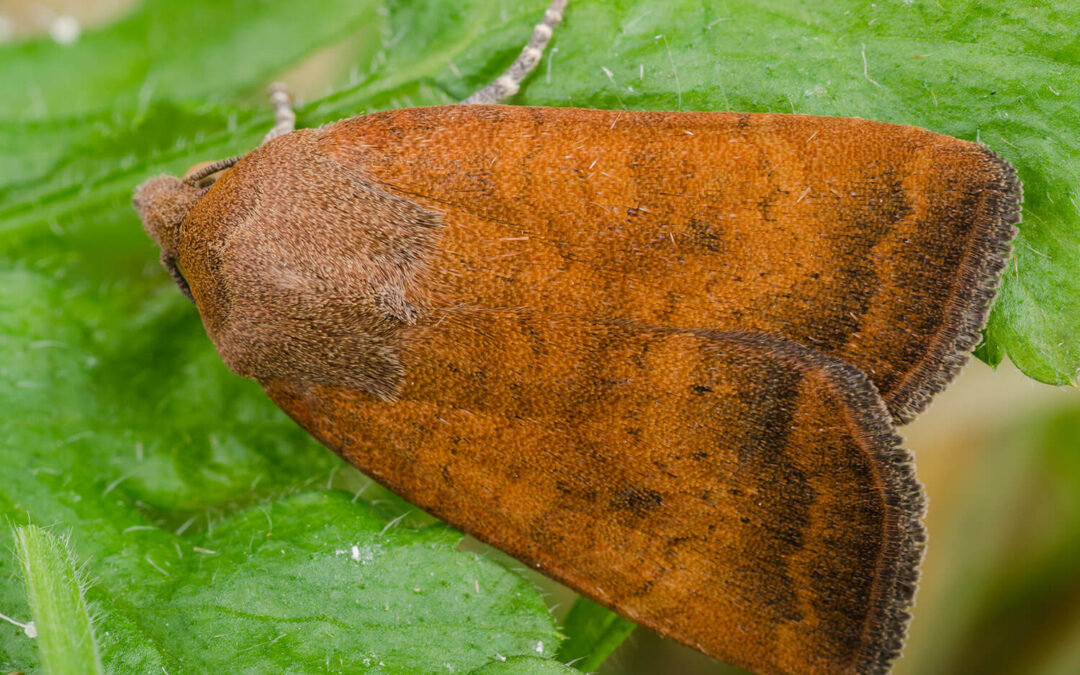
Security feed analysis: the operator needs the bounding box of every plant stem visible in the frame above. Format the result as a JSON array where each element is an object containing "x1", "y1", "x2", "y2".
[{"x1": 13, "y1": 525, "x2": 103, "y2": 675}]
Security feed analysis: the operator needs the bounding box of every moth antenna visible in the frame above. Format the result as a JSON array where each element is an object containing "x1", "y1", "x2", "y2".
[
  {"x1": 263, "y1": 82, "x2": 297, "y2": 144},
  {"x1": 182, "y1": 156, "x2": 242, "y2": 186},
  {"x1": 462, "y1": 0, "x2": 566, "y2": 104}
]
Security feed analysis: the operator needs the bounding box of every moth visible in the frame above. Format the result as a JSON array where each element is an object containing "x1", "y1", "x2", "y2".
[{"x1": 132, "y1": 1, "x2": 1021, "y2": 673}]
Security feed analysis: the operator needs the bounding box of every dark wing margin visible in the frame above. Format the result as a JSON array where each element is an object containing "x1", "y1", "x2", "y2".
[
  {"x1": 884, "y1": 146, "x2": 1021, "y2": 423},
  {"x1": 816, "y1": 340, "x2": 927, "y2": 674}
]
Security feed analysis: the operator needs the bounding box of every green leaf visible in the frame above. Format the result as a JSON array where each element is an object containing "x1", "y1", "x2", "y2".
[
  {"x1": 145, "y1": 491, "x2": 560, "y2": 672},
  {"x1": 14, "y1": 526, "x2": 103, "y2": 675},
  {"x1": 556, "y1": 598, "x2": 637, "y2": 671}
]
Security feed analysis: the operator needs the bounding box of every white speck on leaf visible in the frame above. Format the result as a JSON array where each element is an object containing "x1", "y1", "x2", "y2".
[{"x1": 336, "y1": 543, "x2": 380, "y2": 564}]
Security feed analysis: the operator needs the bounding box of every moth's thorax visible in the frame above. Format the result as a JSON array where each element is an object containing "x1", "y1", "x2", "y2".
[{"x1": 174, "y1": 127, "x2": 443, "y2": 400}]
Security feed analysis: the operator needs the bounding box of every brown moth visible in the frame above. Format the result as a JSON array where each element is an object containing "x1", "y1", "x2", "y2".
[{"x1": 132, "y1": 1, "x2": 1021, "y2": 673}]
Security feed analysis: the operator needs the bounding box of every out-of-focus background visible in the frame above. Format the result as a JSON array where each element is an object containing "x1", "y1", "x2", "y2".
[
  {"x1": 3, "y1": 2, "x2": 1077, "y2": 674},
  {"x1": 0, "y1": 0, "x2": 131, "y2": 42}
]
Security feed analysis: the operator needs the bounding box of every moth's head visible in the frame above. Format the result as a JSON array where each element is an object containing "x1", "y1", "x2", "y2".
[
  {"x1": 132, "y1": 158, "x2": 238, "y2": 257},
  {"x1": 132, "y1": 175, "x2": 202, "y2": 257}
]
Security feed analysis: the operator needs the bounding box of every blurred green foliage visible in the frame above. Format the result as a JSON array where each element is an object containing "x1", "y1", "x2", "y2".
[
  {"x1": 898, "y1": 405, "x2": 1080, "y2": 675},
  {"x1": 0, "y1": 0, "x2": 1076, "y2": 673}
]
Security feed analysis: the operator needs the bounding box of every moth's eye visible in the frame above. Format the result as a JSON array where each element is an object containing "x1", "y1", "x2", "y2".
[{"x1": 182, "y1": 160, "x2": 228, "y2": 188}]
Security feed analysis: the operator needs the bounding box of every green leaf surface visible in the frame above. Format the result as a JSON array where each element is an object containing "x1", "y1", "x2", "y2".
[
  {"x1": 144, "y1": 491, "x2": 560, "y2": 673},
  {"x1": 0, "y1": 0, "x2": 1076, "y2": 672}
]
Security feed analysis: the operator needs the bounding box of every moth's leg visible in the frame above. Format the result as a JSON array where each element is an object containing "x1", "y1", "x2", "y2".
[
  {"x1": 262, "y1": 82, "x2": 296, "y2": 144},
  {"x1": 462, "y1": 0, "x2": 566, "y2": 104}
]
